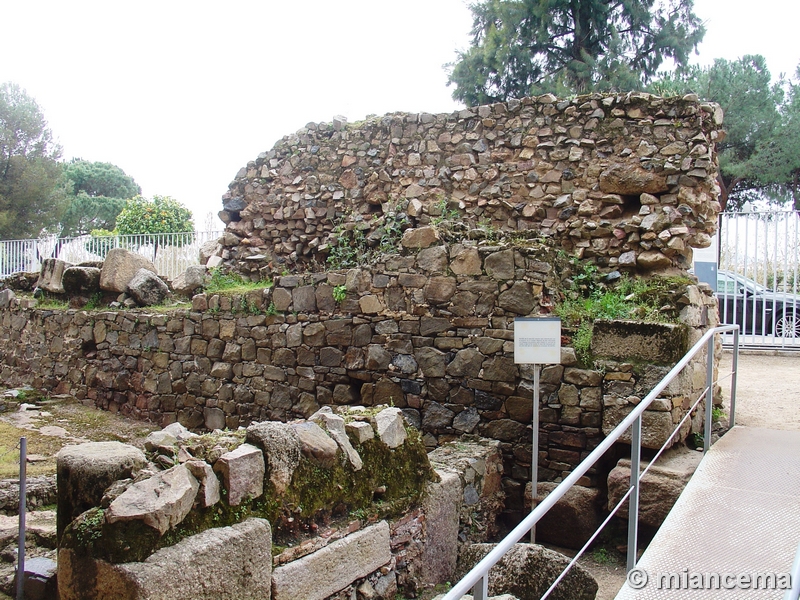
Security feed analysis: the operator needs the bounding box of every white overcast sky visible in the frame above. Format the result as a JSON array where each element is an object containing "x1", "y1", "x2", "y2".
[{"x1": 3, "y1": 0, "x2": 799, "y2": 231}]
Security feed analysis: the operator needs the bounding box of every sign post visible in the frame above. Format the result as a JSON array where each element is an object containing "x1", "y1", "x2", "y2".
[{"x1": 514, "y1": 317, "x2": 561, "y2": 543}]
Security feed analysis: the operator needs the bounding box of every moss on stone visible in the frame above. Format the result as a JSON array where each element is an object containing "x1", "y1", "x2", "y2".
[{"x1": 61, "y1": 425, "x2": 436, "y2": 562}]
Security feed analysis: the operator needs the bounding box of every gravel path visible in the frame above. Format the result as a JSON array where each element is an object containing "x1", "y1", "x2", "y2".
[{"x1": 719, "y1": 350, "x2": 800, "y2": 430}]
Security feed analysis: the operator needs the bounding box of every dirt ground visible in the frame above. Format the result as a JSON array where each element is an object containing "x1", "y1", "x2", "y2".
[{"x1": 719, "y1": 349, "x2": 800, "y2": 430}]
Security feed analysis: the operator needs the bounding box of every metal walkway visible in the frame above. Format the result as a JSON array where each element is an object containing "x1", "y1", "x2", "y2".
[{"x1": 615, "y1": 426, "x2": 800, "y2": 599}]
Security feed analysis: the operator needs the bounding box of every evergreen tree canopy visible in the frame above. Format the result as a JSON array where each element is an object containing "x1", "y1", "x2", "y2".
[
  {"x1": 649, "y1": 56, "x2": 800, "y2": 211},
  {"x1": 59, "y1": 159, "x2": 141, "y2": 237},
  {"x1": 448, "y1": 0, "x2": 705, "y2": 105},
  {"x1": 0, "y1": 82, "x2": 64, "y2": 239}
]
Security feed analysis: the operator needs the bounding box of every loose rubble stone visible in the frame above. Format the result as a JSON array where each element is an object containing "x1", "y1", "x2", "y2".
[
  {"x1": 457, "y1": 543, "x2": 598, "y2": 600},
  {"x1": 290, "y1": 421, "x2": 339, "y2": 468},
  {"x1": 185, "y1": 460, "x2": 221, "y2": 508},
  {"x1": 246, "y1": 421, "x2": 301, "y2": 494},
  {"x1": 311, "y1": 411, "x2": 363, "y2": 471},
  {"x1": 374, "y1": 407, "x2": 407, "y2": 448},
  {"x1": 106, "y1": 464, "x2": 199, "y2": 535},
  {"x1": 99, "y1": 248, "x2": 157, "y2": 293},
  {"x1": 212, "y1": 443, "x2": 265, "y2": 506}
]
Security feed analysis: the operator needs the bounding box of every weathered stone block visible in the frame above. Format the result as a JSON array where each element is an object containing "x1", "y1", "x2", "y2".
[
  {"x1": 99, "y1": 248, "x2": 157, "y2": 293},
  {"x1": 607, "y1": 447, "x2": 701, "y2": 528},
  {"x1": 213, "y1": 443, "x2": 265, "y2": 506},
  {"x1": 127, "y1": 268, "x2": 170, "y2": 306},
  {"x1": 246, "y1": 421, "x2": 301, "y2": 495},
  {"x1": 271, "y1": 521, "x2": 391, "y2": 600},
  {"x1": 421, "y1": 470, "x2": 463, "y2": 585},
  {"x1": 106, "y1": 464, "x2": 199, "y2": 534},
  {"x1": 58, "y1": 518, "x2": 272, "y2": 600},
  {"x1": 37, "y1": 258, "x2": 71, "y2": 294},
  {"x1": 290, "y1": 421, "x2": 339, "y2": 467},
  {"x1": 591, "y1": 319, "x2": 689, "y2": 364},
  {"x1": 526, "y1": 483, "x2": 603, "y2": 550},
  {"x1": 457, "y1": 543, "x2": 597, "y2": 600},
  {"x1": 57, "y1": 442, "x2": 146, "y2": 541},
  {"x1": 374, "y1": 407, "x2": 407, "y2": 448},
  {"x1": 62, "y1": 266, "x2": 101, "y2": 296}
]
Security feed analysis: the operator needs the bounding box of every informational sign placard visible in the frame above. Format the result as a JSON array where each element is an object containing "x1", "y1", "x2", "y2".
[{"x1": 514, "y1": 317, "x2": 561, "y2": 364}]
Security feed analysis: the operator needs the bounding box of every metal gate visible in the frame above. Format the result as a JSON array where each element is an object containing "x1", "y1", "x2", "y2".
[{"x1": 716, "y1": 210, "x2": 800, "y2": 348}]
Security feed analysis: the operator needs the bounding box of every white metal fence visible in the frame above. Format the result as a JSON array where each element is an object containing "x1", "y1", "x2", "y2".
[
  {"x1": 718, "y1": 211, "x2": 800, "y2": 348},
  {"x1": 0, "y1": 231, "x2": 223, "y2": 281}
]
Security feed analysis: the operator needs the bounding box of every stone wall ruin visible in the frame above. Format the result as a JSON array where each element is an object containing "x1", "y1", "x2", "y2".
[{"x1": 0, "y1": 92, "x2": 724, "y2": 530}]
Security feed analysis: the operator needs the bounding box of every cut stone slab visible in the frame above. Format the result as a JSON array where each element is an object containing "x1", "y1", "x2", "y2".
[
  {"x1": 36, "y1": 258, "x2": 71, "y2": 294},
  {"x1": 106, "y1": 464, "x2": 199, "y2": 535},
  {"x1": 606, "y1": 446, "x2": 702, "y2": 528},
  {"x1": 311, "y1": 411, "x2": 363, "y2": 471},
  {"x1": 421, "y1": 470, "x2": 463, "y2": 585},
  {"x1": 62, "y1": 266, "x2": 101, "y2": 296},
  {"x1": 374, "y1": 407, "x2": 407, "y2": 448},
  {"x1": 272, "y1": 520, "x2": 391, "y2": 600},
  {"x1": 127, "y1": 268, "x2": 170, "y2": 306},
  {"x1": 57, "y1": 442, "x2": 147, "y2": 541},
  {"x1": 213, "y1": 443, "x2": 265, "y2": 506},
  {"x1": 289, "y1": 421, "x2": 339, "y2": 468},
  {"x1": 58, "y1": 518, "x2": 272, "y2": 600},
  {"x1": 99, "y1": 248, "x2": 157, "y2": 293},
  {"x1": 457, "y1": 543, "x2": 598, "y2": 600},
  {"x1": 246, "y1": 421, "x2": 301, "y2": 494},
  {"x1": 591, "y1": 319, "x2": 689, "y2": 364}
]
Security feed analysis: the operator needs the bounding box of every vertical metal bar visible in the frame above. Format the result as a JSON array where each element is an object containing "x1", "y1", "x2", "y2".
[
  {"x1": 16, "y1": 437, "x2": 26, "y2": 600},
  {"x1": 704, "y1": 335, "x2": 715, "y2": 453},
  {"x1": 627, "y1": 415, "x2": 642, "y2": 573},
  {"x1": 729, "y1": 328, "x2": 740, "y2": 429},
  {"x1": 531, "y1": 364, "x2": 540, "y2": 544},
  {"x1": 472, "y1": 574, "x2": 488, "y2": 600}
]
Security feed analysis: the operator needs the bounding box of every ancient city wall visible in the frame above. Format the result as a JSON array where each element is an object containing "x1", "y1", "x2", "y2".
[
  {"x1": 0, "y1": 93, "x2": 724, "y2": 518},
  {"x1": 218, "y1": 92, "x2": 723, "y2": 277}
]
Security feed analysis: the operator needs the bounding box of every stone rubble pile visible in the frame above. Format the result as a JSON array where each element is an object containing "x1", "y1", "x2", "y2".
[{"x1": 56, "y1": 426, "x2": 543, "y2": 600}]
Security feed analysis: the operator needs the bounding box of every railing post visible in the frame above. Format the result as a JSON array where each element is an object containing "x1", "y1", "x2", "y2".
[
  {"x1": 472, "y1": 574, "x2": 488, "y2": 600},
  {"x1": 16, "y1": 437, "x2": 26, "y2": 600},
  {"x1": 704, "y1": 335, "x2": 715, "y2": 453},
  {"x1": 627, "y1": 415, "x2": 641, "y2": 573},
  {"x1": 729, "y1": 328, "x2": 739, "y2": 429}
]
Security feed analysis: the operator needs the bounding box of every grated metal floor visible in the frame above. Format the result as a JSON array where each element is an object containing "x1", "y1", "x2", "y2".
[{"x1": 615, "y1": 426, "x2": 800, "y2": 599}]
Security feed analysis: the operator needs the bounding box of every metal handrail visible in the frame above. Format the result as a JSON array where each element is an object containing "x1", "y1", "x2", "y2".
[{"x1": 442, "y1": 324, "x2": 740, "y2": 600}]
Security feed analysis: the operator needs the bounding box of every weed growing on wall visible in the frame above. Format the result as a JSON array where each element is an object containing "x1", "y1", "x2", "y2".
[
  {"x1": 556, "y1": 268, "x2": 692, "y2": 366},
  {"x1": 326, "y1": 203, "x2": 409, "y2": 269},
  {"x1": 204, "y1": 267, "x2": 272, "y2": 295}
]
